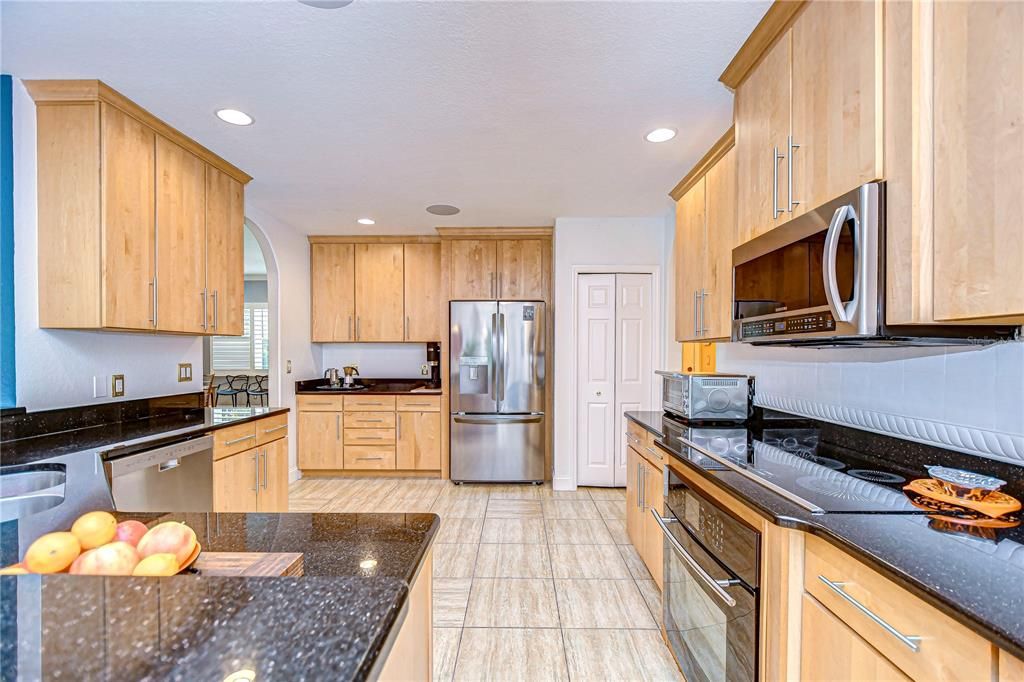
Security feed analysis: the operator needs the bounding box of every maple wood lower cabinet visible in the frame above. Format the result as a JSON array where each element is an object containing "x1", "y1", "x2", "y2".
[
  {"x1": 298, "y1": 394, "x2": 441, "y2": 473},
  {"x1": 624, "y1": 422, "x2": 664, "y2": 590},
  {"x1": 212, "y1": 414, "x2": 290, "y2": 513},
  {"x1": 800, "y1": 594, "x2": 909, "y2": 682}
]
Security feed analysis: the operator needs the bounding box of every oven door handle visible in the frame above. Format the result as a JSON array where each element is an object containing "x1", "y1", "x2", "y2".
[
  {"x1": 823, "y1": 203, "x2": 857, "y2": 323},
  {"x1": 650, "y1": 509, "x2": 739, "y2": 607}
]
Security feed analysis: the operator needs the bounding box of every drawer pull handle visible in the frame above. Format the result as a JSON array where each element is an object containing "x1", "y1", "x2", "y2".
[
  {"x1": 224, "y1": 434, "x2": 256, "y2": 446},
  {"x1": 355, "y1": 402, "x2": 384, "y2": 406},
  {"x1": 818, "y1": 576, "x2": 921, "y2": 652},
  {"x1": 404, "y1": 402, "x2": 433, "y2": 407},
  {"x1": 356, "y1": 457, "x2": 384, "y2": 461},
  {"x1": 263, "y1": 425, "x2": 288, "y2": 434},
  {"x1": 306, "y1": 401, "x2": 333, "y2": 406},
  {"x1": 645, "y1": 446, "x2": 663, "y2": 460},
  {"x1": 358, "y1": 419, "x2": 384, "y2": 423}
]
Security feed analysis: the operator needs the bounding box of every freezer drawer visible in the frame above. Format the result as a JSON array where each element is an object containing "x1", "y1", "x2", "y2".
[{"x1": 450, "y1": 414, "x2": 545, "y2": 483}]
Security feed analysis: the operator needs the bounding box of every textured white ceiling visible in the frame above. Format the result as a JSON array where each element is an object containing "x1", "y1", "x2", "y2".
[{"x1": 2, "y1": 0, "x2": 768, "y2": 235}]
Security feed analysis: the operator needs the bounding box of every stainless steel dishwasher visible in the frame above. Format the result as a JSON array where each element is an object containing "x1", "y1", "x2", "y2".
[{"x1": 104, "y1": 434, "x2": 215, "y2": 512}]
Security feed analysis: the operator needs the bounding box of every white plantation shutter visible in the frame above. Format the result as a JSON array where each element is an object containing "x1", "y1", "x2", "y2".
[{"x1": 211, "y1": 304, "x2": 269, "y2": 371}]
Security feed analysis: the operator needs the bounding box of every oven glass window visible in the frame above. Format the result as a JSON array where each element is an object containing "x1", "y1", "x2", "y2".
[{"x1": 734, "y1": 218, "x2": 855, "y2": 317}]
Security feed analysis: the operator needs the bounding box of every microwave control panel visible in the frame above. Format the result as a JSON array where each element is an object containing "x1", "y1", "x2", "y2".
[{"x1": 741, "y1": 312, "x2": 836, "y2": 338}]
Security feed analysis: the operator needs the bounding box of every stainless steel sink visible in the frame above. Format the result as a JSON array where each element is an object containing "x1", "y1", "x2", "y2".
[{"x1": 0, "y1": 466, "x2": 67, "y2": 522}]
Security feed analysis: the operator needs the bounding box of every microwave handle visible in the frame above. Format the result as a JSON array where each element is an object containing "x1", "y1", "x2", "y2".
[{"x1": 823, "y1": 203, "x2": 856, "y2": 323}]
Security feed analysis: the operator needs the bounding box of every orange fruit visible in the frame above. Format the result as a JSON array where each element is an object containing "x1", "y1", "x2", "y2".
[
  {"x1": 132, "y1": 553, "x2": 180, "y2": 577},
  {"x1": 71, "y1": 511, "x2": 118, "y2": 550},
  {"x1": 0, "y1": 563, "x2": 29, "y2": 575},
  {"x1": 24, "y1": 532, "x2": 81, "y2": 573}
]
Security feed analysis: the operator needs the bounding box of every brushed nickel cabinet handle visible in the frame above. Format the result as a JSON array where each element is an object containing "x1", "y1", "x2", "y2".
[
  {"x1": 693, "y1": 290, "x2": 700, "y2": 338},
  {"x1": 356, "y1": 456, "x2": 384, "y2": 461},
  {"x1": 699, "y1": 289, "x2": 709, "y2": 336},
  {"x1": 262, "y1": 449, "x2": 268, "y2": 490},
  {"x1": 335, "y1": 414, "x2": 341, "y2": 440},
  {"x1": 348, "y1": 315, "x2": 353, "y2": 341},
  {"x1": 788, "y1": 135, "x2": 801, "y2": 212},
  {"x1": 224, "y1": 434, "x2": 255, "y2": 446},
  {"x1": 305, "y1": 401, "x2": 332, "y2": 406},
  {"x1": 818, "y1": 576, "x2": 921, "y2": 652},
  {"x1": 356, "y1": 317, "x2": 361, "y2": 340},
  {"x1": 200, "y1": 289, "x2": 208, "y2": 331},
  {"x1": 404, "y1": 402, "x2": 433, "y2": 407},
  {"x1": 263, "y1": 424, "x2": 287, "y2": 434},
  {"x1": 397, "y1": 415, "x2": 402, "y2": 440},
  {"x1": 212, "y1": 290, "x2": 219, "y2": 331},
  {"x1": 405, "y1": 315, "x2": 410, "y2": 340},
  {"x1": 252, "y1": 453, "x2": 259, "y2": 492},
  {"x1": 148, "y1": 280, "x2": 157, "y2": 326},
  {"x1": 772, "y1": 145, "x2": 785, "y2": 219},
  {"x1": 357, "y1": 419, "x2": 384, "y2": 423}
]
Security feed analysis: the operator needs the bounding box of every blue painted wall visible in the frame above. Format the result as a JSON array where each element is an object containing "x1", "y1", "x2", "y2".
[{"x1": 1, "y1": 74, "x2": 15, "y2": 407}]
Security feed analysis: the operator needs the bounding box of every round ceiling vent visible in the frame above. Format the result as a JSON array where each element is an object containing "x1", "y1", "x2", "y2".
[
  {"x1": 426, "y1": 204, "x2": 461, "y2": 216},
  {"x1": 298, "y1": 0, "x2": 355, "y2": 8}
]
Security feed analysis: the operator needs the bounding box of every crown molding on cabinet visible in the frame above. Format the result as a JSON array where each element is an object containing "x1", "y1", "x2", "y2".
[
  {"x1": 307, "y1": 235, "x2": 441, "y2": 244},
  {"x1": 24, "y1": 79, "x2": 252, "y2": 185},
  {"x1": 718, "y1": 0, "x2": 808, "y2": 91},
  {"x1": 668, "y1": 126, "x2": 735, "y2": 201},
  {"x1": 435, "y1": 226, "x2": 553, "y2": 239}
]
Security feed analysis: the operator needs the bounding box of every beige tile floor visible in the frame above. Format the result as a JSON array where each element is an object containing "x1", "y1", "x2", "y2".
[{"x1": 289, "y1": 477, "x2": 683, "y2": 681}]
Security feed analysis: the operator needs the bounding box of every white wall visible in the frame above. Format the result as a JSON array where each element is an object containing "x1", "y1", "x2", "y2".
[
  {"x1": 552, "y1": 214, "x2": 675, "y2": 490},
  {"x1": 12, "y1": 79, "x2": 203, "y2": 411},
  {"x1": 244, "y1": 206, "x2": 319, "y2": 482},
  {"x1": 320, "y1": 343, "x2": 427, "y2": 379},
  {"x1": 716, "y1": 341, "x2": 1024, "y2": 466}
]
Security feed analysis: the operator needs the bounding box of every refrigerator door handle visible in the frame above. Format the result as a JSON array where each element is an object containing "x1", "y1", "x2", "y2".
[
  {"x1": 498, "y1": 312, "x2": 507, "y2": 404},
  {"x1": 453, "y1": 415, "x2": 544, "y2": 425},
  {"x1": 490, "y1": 312, "x2": 499, "y2": 403}
]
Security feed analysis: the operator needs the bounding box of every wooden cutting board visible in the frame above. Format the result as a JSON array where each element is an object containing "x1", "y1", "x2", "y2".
[{"x1": 191, "y1": 552, "x2": 304, "y2": 577}]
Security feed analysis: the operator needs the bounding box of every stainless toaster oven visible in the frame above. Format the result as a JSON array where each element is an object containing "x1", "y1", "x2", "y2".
[{"x1": 655, "y1": 372, "x2": 752, "y2": 422}]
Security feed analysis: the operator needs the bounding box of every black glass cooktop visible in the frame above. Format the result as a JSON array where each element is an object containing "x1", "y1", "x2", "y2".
[{"x1": 655, "y1": 411, "x2": 1024, "y2": 518}]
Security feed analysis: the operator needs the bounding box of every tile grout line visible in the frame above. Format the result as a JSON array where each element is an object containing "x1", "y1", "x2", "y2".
[{"x1": 542, "y1": 492, "x2": 573, "y2": 681}]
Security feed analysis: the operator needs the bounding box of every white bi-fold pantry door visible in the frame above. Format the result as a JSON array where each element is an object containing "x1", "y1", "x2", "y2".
[{"x1": 576, "y1": 273, "x2": 654, "y2": 487}]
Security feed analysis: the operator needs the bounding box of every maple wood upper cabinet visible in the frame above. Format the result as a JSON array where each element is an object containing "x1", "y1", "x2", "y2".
[
  {"x1": 26, "y1": 80, "x2": 251, "y2": 335},
  {"x1": 404, "y1": 243, "x2": 442, "y2": 341},
  {"x1": 442, "y1": 229, "x2": 552, "y2": 301},
  {"x1": 885, "y1": 0, "x2": 1024, "y2": 325},
  {"x1": 310, "y1": 243, "x2": 355, "y2": 342},
  {"x1": 355, "y1": 244, "x2": 405, "y2": 341},
  {"x1": 730, "y1": 1, "x2": 881, "y2": 243},
  {"x1": 671, "y1": 132, "x2": 737, "y2": 342}
]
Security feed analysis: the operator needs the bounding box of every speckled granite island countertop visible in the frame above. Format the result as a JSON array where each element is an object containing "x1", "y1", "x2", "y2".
[
  {"x1": 625, "y1": 410, "x2": 1024, "y2": 660},
  {"x1": 0, "y1": 511, "x2": 439, "y2": 681}
]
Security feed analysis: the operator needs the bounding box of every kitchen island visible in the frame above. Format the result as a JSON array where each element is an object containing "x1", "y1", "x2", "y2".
[{"x1": 0, "y1": 511, "x2": 438, "y2": 681}]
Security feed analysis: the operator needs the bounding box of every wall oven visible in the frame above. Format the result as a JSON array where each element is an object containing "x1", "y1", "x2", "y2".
[
  {"x1": 655, "y1": 467, "x2": 760, "y2": 682},
  {"x1": 732, "y1": 182, "x2": 1018, "y2": 346}
]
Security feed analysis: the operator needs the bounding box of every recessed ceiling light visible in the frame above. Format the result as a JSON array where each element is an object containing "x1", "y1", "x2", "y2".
[
  {"x1": 645, "y1": 127, "x2": 677, "y2": 143},
  {"x1": 357, "y1": 218, "x2": 375, "y2": 225},
  {"x1": 298, "y1": 0, "x2": 355, "y2": 7},
  {"x1": 215, "y1": 109, "x2": 254, "y2": 126},
  {"x1": 426, "y1": 204, "x2": 460, "y2": 216}
]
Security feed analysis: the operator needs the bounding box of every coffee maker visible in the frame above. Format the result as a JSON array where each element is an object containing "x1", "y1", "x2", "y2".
[{"x1": 426, "y1": 342, "x2": 441, "y2": 389}]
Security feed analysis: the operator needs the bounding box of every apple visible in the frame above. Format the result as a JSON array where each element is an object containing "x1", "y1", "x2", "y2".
[
  {"x1": 71, "y1": 541, "x2": 139, "y2": 576},
  {"x1": 114, "y1": 520, "x2": 149, "y2": 547}
]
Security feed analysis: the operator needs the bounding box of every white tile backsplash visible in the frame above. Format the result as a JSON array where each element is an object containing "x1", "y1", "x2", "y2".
[{"x1": 716, "y1": 341, "x2": 1024, "y2": 465}]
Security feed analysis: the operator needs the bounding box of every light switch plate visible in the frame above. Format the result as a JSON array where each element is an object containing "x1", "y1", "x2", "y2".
[
  {"x1": 286, "y1": 360, "x2": 293, "y2": 374},
  {"x1": 178, "y1": 363, "x2": 193, "y2": 382},
  {"x1": 111, "y1": 374, "x2": 125, "y2": 397}
]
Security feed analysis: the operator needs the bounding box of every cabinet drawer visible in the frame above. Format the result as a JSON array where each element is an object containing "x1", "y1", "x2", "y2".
[
  {"x1": 396, "y1": 395, "x2": 441, "y2": 412},
  {"x1": 344, "y1": 411, "x2": 397, "y2": 428},
  {"x1": 804, "y1": 535, "x2": 991, "y2": 682},
  {"x1": 344, "y1": 395, "x2": 397, "y2": 411},
  {"x1": 344, "y1": 428, "x2": 396, "y2": 445},
  {"x1": 212, "y1": 422, "x2": 258, "y2": 460},
  {"x1": 344, "y1": 445, "x2": 396, "y2": 470},
  {"x1": 255, "y1": 413, "x2": 289, "y2": 445},
  {"x1": 296, "y1": 395, "x2": 345, "y2": 412},
  {"x1": 626, "y1": 419, "x2": 649, "y2": 447}
]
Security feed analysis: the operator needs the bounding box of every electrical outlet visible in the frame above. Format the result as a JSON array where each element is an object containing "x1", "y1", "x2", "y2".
[
  {"x1": 111, "y1": 374, "x2": 125, "y2": 397},
  {"x1": 420, "y1": 364, "x2": 430, "y2": 376},
  {"x1": 178, "y1": 363, "x2": 193, "y2": 382}
]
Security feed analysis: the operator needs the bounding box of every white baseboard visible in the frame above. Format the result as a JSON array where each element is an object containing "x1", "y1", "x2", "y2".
[
  {"x1": 289, "y1": 467, "x2": 302, "y2": 483},
  {"x1": 551, "y1": 476, "x2": 576, "y2": 492}
]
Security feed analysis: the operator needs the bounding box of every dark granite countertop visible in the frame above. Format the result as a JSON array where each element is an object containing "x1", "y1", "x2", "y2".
[
  {"x1": 1, "y1": 511, "x2": 439, "y2": 681},
  {"x1": 1, "y1": 394, "x2": 289, "y2": 468},
  {"x1": 296, "y1": 378, "x2": 441, "y2": 395},
  {"x1": 625, "y1": 410, "x2": 1024, "y2": 659}
]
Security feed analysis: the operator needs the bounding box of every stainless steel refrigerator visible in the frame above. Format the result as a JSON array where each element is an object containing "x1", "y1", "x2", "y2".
[{"x1": 450, "y1": 301, "x2": 545, "y2": 483}]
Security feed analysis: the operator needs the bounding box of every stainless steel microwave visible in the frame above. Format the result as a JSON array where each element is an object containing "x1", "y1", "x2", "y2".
[{"x1": 731, "y1": 182, "x2": 1019, "y2": 346}]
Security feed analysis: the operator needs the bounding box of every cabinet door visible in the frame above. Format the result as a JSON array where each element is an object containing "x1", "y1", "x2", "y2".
[
  {"x1": 297, "y1": 411, "x2": 344, "y2": 470},
  {"x1": 933, "y1": 1, "x2": 1024, "y2": 320},
  {"x1": 735, "y1": 32, "x2": 791, "y2": 243},
  {"x1": 310, "y1": 243, "x2": 355, "y2": 342},
  {"x1": 642, "y1": 459, "x2": 664, "y2": 589},
  {"x1": 205, "y1": 166, "x2": 245, "y2": 336},
  {"x1": 703, "y1": 147, "x2": 737, "y2": 340},
  {"x1": 404, "y1": 243, "x2": 442, "y2": 341},
  {"x1": 800, "y1": 594, "x2": 909, "y2": 682},
  {"x1": 450, "y1": 239, "x2": 497, "y2": 299},
  {"x1": 397, "y1": 411, "x2": 441, "y2": 470},
  {"x1": 625, "y1": 446, "x2": 644, "y2": 553},
  {"x1": 213, "y1": 448, "x2": 259, "y2": 512},
  {"x1": 791, "y1": 0, "x2": 882, "y2": 216},
  {"x1": 497, "y1": 239, "x2": 545, "y2": 300},
  {"x1": 675, "y1": 177, "x2": 705, "y2": 342},
  {"x1": 355, "y1": 243, "x2": 404, "y2": 341},
  {"x1": 100, "y1": 103, "x2": 156, "y2": 330},
  {"x1": 258, "y1": 436, "x2": 289, "y2": 512},
  {"x1": 155, "y1": 136, "x2": 207, "y2": 333}
]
